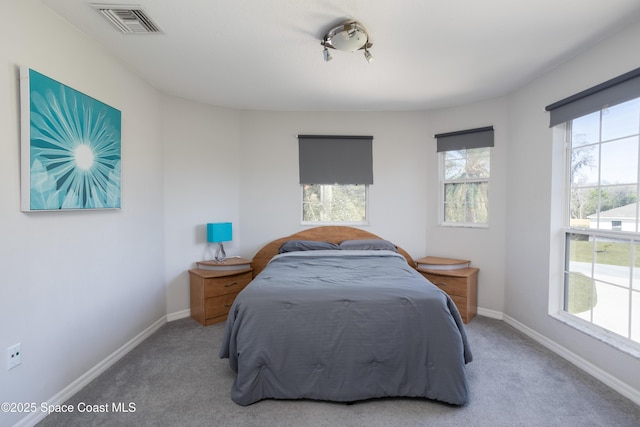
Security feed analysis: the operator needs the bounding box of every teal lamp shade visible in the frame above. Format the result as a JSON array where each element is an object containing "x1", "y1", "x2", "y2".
[
  {"x1": 207, "y1": 222, "x2": 232, "y2": 243},
  {"x1": 207, "y1": 222, "x2": 232, "y2": 261}
]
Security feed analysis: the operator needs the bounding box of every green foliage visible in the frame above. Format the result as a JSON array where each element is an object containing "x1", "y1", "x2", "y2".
[
  {"x1": 444, "y1": 182, "x2": 488, "y2": 223},
  {"x1": 569, "y1": 239, "x2": 640, "y2": 266},
  {"x1": 302, "y1": 184, "x2": 366, "y2": 222},
  {"x1": 570, "y1": 137, "x2": 637, "y2": 219},
  {"x1": 576, "y1": 187, "x2": 637, "y2": 219},
  {"x1": 566, "y1": 273, "x2": 597, "y2": 314},
  {"x1": 443, "y1": 148, "x2": 489, "y2": 224}
]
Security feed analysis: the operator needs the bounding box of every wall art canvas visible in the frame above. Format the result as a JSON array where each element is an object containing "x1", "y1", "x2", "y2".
[{"x1": 20, "y1": 67, "x2": 121, "y2": 211}]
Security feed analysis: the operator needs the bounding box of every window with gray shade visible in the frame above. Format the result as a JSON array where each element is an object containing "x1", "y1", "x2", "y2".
[
  {"x1": 435, "y1": 127, "x2": 493, "y2": 227},
  {"x1": 298, "y1": 135, "x2": 372, "y2": 225},
  {"x1": 298, "y1": 135, "x2": 373, "y2": 184},
  {"x1": 552, "y1": 71, "x2": 640, "y2": 346}
]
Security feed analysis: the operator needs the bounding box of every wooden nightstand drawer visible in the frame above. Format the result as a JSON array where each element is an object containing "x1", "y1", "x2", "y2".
[
  {"x1": 205, "y1": 292, "x2": 239, "y2": 320},
  {"x1": 189, "y1": 259, "x2": 252, "y2": 326},
  {"x1": 422, "y1": 273, "x2": 467, "y2": 297},
  {"x1": 204, "y1": 271, "x2": 252, "y2": 298}
]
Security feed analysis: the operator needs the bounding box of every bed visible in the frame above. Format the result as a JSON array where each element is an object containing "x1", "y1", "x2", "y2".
[{"x1": 219, "y1": 226, "x2": 472, "y2": 406}]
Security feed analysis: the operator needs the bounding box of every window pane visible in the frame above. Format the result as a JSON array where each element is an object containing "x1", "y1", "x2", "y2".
[
  {"x1": 592, "y1": 281, "x2": 629, "y2": 338},
  {"x1": 570, "y1": 186, "x2": 638, "y2": 230},
  {"x1": 302, "y1": 184, "x2": 366, "y2": 223},
  {"x1": 593, "y1": 237, "x2": 631, "y2": 287},
  {"x1": 444, "y1": 158, "x2": 465, "y2": 180},
  {"x1": 597, "y1": 185, "x2": 638, "y2": 231},
  {"x1": 601, "y1": 98, "x2": 640, "y2": 142},
  {"x1": 444, "y1": 183, "x2": 463, "y2": 223},
  {"x1": 444, "y1": 182, "x2": 488, "y2": 224},
  {"x1": 565, "y1": 271, "x2": 596, "y2": 316},
  {"x1": 567, "y1": 233, "x2": 593, "y2": 274},
  {"x1": 302, "y1": 184, "x2": 323, "y2": 221},
  {"x1": 572, "y1": 111, "x2": 600, "y2": 147},
  {"x1": 444, "y1": 148, "x2": 489, "y2": 180},
  {"x1": 441, "y1": 147, "x2": 490, "y2": 226},
  {"x1": 466, "y1": 147, "x2": 490, "y2": 178},
  {"x1": 565, "y1": 234, "x2": 595, "y2": 321},
  {"x1": 571, "y1": 145, "x2": 598, "y2": 186},
  {"x1": 600, "y1": 137, "x2": 638, "y2": 185},
  {"x1": 569, "y1": 187, "x2": 596, "y2": 226},
  {"x1": 444, "y1": 150, "x2": 466, "y2": 160}
]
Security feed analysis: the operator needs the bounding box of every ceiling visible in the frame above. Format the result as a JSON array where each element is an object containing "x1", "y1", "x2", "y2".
[{"x1": 41, "y1": 0, "x2": 640, "y2": 112}]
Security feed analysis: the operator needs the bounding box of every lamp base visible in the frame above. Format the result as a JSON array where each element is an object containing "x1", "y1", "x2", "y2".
[{"x1": 214, "y1": 242, "x2": 227, "y2": 262}]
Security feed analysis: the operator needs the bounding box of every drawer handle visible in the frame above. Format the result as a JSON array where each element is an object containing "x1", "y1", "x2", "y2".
[
  {"x1": 225, "y1": 304, "x2": 232, "y2": 308},
  {"x1": 434, "y1": 282, "x2": 448, "y2": 287},
  {"x1": 224, "y1": 281, "x2": 239, "y2": 287}
]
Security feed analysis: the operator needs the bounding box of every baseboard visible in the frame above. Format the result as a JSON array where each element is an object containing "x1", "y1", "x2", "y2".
[
  {"x1": 477, "y1": 307, "x2": 503, "y2": 320},
  {"x1": 167, "y1": 308, "x2": 190, "y2": 322},
  {"x1": 15, "y1": 316, "x2": 167, "y2": 427},
  {"x1": 503, "y1": 314, "x2": 640, "y2": 406}
]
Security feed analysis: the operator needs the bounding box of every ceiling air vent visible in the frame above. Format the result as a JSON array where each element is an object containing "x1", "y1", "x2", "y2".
[{"x1": 92, "y1": 4, "x2": 163, "y2": 34}]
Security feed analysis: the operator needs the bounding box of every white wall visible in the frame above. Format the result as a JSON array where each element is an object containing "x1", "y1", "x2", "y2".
[
  {"x1": 505, "y1": 21, "x2": 640, "y2": 394},
  {"x1": 161, "y1": 95, "x2": 241, "y2": 315},
  {"x1": 0, "y1": 2, "x2": 165, "y2": 426},
  {"x1": 427, "y1": 97, "x2": 509, "y2": 314}
]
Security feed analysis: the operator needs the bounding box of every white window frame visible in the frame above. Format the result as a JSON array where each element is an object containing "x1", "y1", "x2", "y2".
[
  {"x1": 552, "y1": 104, "x2": 640, "y2": 357},
  {"x1": 438, "y1": 147, "x2": 490, "y2": 228},
  {"x1": 300, "y1": 184, "x2": 369, "y2": 226}
]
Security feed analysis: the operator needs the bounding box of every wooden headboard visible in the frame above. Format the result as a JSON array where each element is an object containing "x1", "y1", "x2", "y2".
[{"x1": 250, "y1": 226, "x2": 416, "y2": 278}]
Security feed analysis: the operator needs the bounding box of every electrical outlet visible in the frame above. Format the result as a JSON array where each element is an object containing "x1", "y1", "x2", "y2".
[{"x1": 7, "y1": 343, "x2": 21, "y2": 370}]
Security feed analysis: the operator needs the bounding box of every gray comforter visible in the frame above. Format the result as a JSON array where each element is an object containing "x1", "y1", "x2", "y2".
[{"x1": 219, "y1": 250, "x2": 472, "y2": 406}]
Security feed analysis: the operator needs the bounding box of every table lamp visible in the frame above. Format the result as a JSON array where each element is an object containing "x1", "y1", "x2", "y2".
[{"x1": 207, "y1": 222, "x2": 232, "y2": 262}]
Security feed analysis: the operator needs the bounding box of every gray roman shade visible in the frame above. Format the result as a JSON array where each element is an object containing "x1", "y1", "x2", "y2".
[
  {"x1": 434, "y1": 126, "x2": 494, "y2": 152},
  {"x1": 545, "y1": 67, "x2": 640, "y2": 127},
  {"x1": 298, "y1": 135, "x2": 373, "y2": 184}
]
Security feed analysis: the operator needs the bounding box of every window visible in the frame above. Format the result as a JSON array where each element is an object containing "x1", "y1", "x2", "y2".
[
  {"x1": 302, "y1": 184, "x2": 367, "y2": 224},
  {"x1": 298, "y1": 135, "x2": 372, "y2": 225},
  {"x1": 435, "y1": 127, "x2": 493, "y2": 227},
  {"x1": 564, "y1": 99, "x2": 640, "y2": 345},
  {"x1": 441, "y1": 147, "x2": 490, "y2": 225},
  {"x1": 547, "y1": 67, "x2": 640, "y2": 348}
]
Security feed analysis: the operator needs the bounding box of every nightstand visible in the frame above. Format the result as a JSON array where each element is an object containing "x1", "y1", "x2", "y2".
[
  {"x1": 415, "y1": 256, "x2": 478, "y2": 324},
  {"x1": 189, "y1": 257, "x2": 252, "y2": 326}
]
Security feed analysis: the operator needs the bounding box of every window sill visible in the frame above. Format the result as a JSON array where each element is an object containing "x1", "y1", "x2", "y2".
[
  {"x1": 301, "y1": 221, "x2": 369, "y2": 227},
  {"x1": 550, "y1": 311, "x2": 640, "y2": 359},
  {"x1": 438, "y1": 223, "x2": 489, "y2": 229}
]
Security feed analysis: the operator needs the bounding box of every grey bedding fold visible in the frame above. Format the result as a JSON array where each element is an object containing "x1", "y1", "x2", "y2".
[{"x1": 220, "y1": 250, "x2": 472, "y2": 406}]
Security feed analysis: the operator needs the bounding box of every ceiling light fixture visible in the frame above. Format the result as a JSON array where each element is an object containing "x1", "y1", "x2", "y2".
[
  {"x1": 364, "y1": 48, "x2": 373, "y2": 63},
  {"x1": 323, "y1": 47, "x2": 333, "y2": 62},
  {"x1": 321, "y1": 20, "x2": 373, "y2": 63}
]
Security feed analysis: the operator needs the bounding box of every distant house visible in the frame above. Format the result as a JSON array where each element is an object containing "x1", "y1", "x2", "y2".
[{"x1": 588, "y1": 203, "x2": 638, "y2": 231}]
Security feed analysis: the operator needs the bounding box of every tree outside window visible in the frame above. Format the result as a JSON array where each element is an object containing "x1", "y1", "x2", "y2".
[{"x1": 441, "y1": 147, "x2": 490, "y2": 226}]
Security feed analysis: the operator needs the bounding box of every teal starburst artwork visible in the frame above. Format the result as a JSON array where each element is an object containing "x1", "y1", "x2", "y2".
[{"x1": 21, "y1": 68, "x2": 121, "y2": 211}]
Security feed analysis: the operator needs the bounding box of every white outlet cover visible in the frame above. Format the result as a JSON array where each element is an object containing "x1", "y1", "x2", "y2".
[{"x1": 7, "y1": 343, "x2": 21, "y2": 370}]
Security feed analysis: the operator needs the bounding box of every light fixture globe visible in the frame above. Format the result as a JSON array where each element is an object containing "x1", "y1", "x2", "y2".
[{"x1": 321, "y1": 20, "x2": 373, "y2": 62}]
